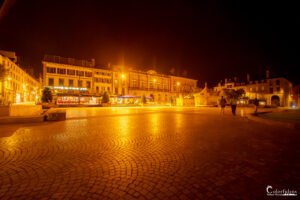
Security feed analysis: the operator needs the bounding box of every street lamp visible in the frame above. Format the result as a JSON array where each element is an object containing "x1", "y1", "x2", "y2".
[{"x1": 176, "y1": 82, "x2": 180, "y2": 93}]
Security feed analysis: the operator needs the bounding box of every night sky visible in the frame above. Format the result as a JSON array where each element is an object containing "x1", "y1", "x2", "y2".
[{"x1": 0, "y1": 0, "x2": 299, "y2": 86}]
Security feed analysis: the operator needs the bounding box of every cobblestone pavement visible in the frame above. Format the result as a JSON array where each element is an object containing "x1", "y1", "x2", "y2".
[{"x1": 0, "y1": 107, "x2": 299, "y2": 199}]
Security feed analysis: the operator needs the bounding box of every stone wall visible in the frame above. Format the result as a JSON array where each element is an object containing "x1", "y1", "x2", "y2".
[
  {"x1": 0, "y1": 106, "x2": 10, "y2": 117},
  {"x1": 9, "y1": 105, "x2": 42, "y2": 116}
]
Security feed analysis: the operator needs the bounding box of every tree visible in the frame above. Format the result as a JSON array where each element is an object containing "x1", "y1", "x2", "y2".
[
  {"x1": 221, "y1": 88, "x2": 245, "y2": 100},
  {"x1": 101, "y1": 91, "x2": 110, "y2": 103},
  {"x1": 42, "y1": 87, "x2": 52, "y2": 103},
  {"x1": 235, "y1": 89, "x2": 245, "y2": 98}
]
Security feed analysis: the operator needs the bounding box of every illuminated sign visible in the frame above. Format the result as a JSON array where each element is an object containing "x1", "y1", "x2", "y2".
[{"x1": 47, "y1": 86, "x2": 88, "y2": 91}]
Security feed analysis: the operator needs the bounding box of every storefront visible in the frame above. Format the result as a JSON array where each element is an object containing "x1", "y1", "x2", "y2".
[{"x1": 56, "y1": 94, "x2": 101, "y2": 105}]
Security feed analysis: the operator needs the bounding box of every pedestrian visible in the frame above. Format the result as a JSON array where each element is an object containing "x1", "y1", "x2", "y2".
[
  {"x1": 230, "y1": 97, "x2": 237, "y2": 116},
  {"x1": 219, "y1": 96, "x2": 226, "y2": 115},
  {"x1": 253, "y1": 98, "x2": 259, "y2": 113}
]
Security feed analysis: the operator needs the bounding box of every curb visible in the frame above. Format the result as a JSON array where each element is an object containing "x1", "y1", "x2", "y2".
[
  {"x1": 246, "y1": 113, "x2": 296, "y2": 129},
  {"x1": 0, "y1": 116, "x2": 44, "y2": 124}
]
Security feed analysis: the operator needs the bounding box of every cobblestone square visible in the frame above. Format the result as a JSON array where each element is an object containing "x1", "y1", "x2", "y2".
[{"x1": 0, "y1": 107, "x2": 299, "y2": 199}]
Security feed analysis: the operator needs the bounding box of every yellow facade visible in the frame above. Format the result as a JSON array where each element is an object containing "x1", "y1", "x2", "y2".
[
  {"x1": 42, "y1": 56, "x2": 198, "y2": 105},
  {"x1": 0, "y1": 54, "x2": 41, "y2": 105}
]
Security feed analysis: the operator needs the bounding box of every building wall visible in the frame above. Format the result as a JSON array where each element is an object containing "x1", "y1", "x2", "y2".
[
  {"x1": 42, "y1": 60, "x2": 198, "y2": 104},
  {"x1": 214, "y1": 77, "x2": 293, "y2": 107},
  {"x1": 43, "y1": 61, "x2": 94, "y2": 96},
  {"x1": 0, "y1": 54, "x2": 41, "y2": 105}
]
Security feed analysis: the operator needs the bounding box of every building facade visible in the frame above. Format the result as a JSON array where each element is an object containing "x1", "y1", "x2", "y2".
[
  {"x1": 0, "y1": 51, "x2": 41, "y2": 105},
  {"x1": 214, "y1": 71, "x2": 293, "y2": 107},
  {"x1": 42, "y1": 55, "x2": 198, "y2": 105}
]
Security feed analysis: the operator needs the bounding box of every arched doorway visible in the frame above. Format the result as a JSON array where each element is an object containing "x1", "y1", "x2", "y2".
[{"x1": 271, "y1": 95, "x2": 280, "y2": 106}]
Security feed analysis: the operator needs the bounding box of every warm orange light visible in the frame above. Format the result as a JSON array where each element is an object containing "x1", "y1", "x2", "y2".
[
  {"x1": 7, "y1": 77, "x2": 11, "y2": 81},
  {"x1": 176, "y1": 82, "x2": 180, "y2": 86},
  {"x1": 121, "y1": 74, "x2": 125, "y2": 79},
  {"x1": 153, "y1": 78, "x2": 157, "y2": 82}
]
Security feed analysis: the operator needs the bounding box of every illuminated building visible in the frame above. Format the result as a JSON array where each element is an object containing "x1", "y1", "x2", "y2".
[
  {"x1": 0, "y1": 50, "x2": 41, "y2": 105},
  {"x1": 213, "y1": 70, "x2": 293, "y2": 107},
  {"x1": 42, "y1": 55, "x2": 198, "y2": 105}
]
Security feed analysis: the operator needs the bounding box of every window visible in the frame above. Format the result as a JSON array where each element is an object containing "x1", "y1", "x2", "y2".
[
  {"x1": 115, "y1": 88, "x2": 118, "y2": 94},
  {"x1": 76, "y1": 70, "x2": 84, "y2": 76},
  {"x1": 85, "y1": 71, "x2": 92, "y2": 77},
  {"x1": 276, "y1": 80, "x2": 280, "y2": 85},
  {"x1": 67, "y1": 69, "x2": 75, "y2": 75},
  {"x1": 48, "y1": 78, "x2": 54, "y2": 86},
  {"x1": 47, "y1": 67, "x2": 56, "y2": 73},
  {"x1": 69, "y1": 79, "x2": 74, "y2": 87},
  {"x1": 59, "y1": 79, "x2": 64, "y2": 86},
  {"x1": 78, "y1": 80, "x2": 82, "y2": 87},
  {"x1": 86, "y1": 81, "x2": 91, "y2": 88},
  {"x1": 270, "y1": 88, "x2": 273, "y2": 94},
  {"x1": 277, "y1": 87, "x2": 280, "y2": 92},
  {"x1": 131, "y1": 79, "x2": 138, "y2": 88},
  {"x1": 107, "y1": 87, "x2": 110, "y2": 92},
  {"x1": 149, "y1": 82, "x2": 153, "y2": 89},
  {"x1": 57, "y1": 68, "x2": 66, "y2": 74},
  {"x1": 96, "y1": 86, "x2": 99, "y2": 93}
]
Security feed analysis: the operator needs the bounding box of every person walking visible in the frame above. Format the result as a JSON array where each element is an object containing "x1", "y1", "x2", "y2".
[
  {"x1": 230, "y1": 97, "x2": 238, "y2": 116},
  {"x1": 253, "y1": 98, "x2": 259, "y2": 113},
  {"x1": 219, "y1": 96, "x2": 227, "y2": 115}
]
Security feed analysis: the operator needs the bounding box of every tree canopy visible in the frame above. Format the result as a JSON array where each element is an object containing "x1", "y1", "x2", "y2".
[{"x1": 41, "y1": 87, "x2": 52, "y2": 103}]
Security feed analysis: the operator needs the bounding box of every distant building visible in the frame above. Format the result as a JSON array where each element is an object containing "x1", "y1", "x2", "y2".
[
  {"x1": 292, "y1": 85, "x2": 300, "y2": 107},
  {"x1": 213, "y1": 70, "x2": 293, "y2": 107},
  {"x1": 0, "y1": 51, "x2": 41, "y2": 105},
  {"x1": 42, "y1": 55, "x2": 198, "y2": 105}
]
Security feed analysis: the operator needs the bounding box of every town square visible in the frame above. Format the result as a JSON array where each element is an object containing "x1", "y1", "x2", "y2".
[{"x1": 1, "y1": 0, "x2": 300, "y2": 199}]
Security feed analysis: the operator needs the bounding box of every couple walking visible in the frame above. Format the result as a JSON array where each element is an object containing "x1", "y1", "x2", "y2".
[{"x1": 219, "y1": 96, "x2": 237, "y2": 116}]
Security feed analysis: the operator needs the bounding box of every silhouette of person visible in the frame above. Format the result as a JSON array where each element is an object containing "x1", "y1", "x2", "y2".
[
  {"x1": 219, "y1": 96, "x2": 226, "y2": 115},
  {"x1": 230, "y1": 97, "x2": 237, "y2": 116}
]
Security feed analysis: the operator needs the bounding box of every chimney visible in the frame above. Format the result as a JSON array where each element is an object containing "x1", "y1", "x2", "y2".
[
  {"x1": 266, "y1": 70, "x2": 270, "y2": 79},
  {"x1": 246, "y1": 73, "x2": 250, "y2": 82}
]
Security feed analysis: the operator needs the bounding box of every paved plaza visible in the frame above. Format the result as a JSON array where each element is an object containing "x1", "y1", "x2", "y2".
[{"x1": 0, "y1": 107, "x2": 299, "y2": 199}]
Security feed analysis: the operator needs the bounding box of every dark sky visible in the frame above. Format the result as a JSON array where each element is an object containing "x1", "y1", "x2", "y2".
[{"x1": 0, "y1": 0, "x2": 299, "y2": 86}]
